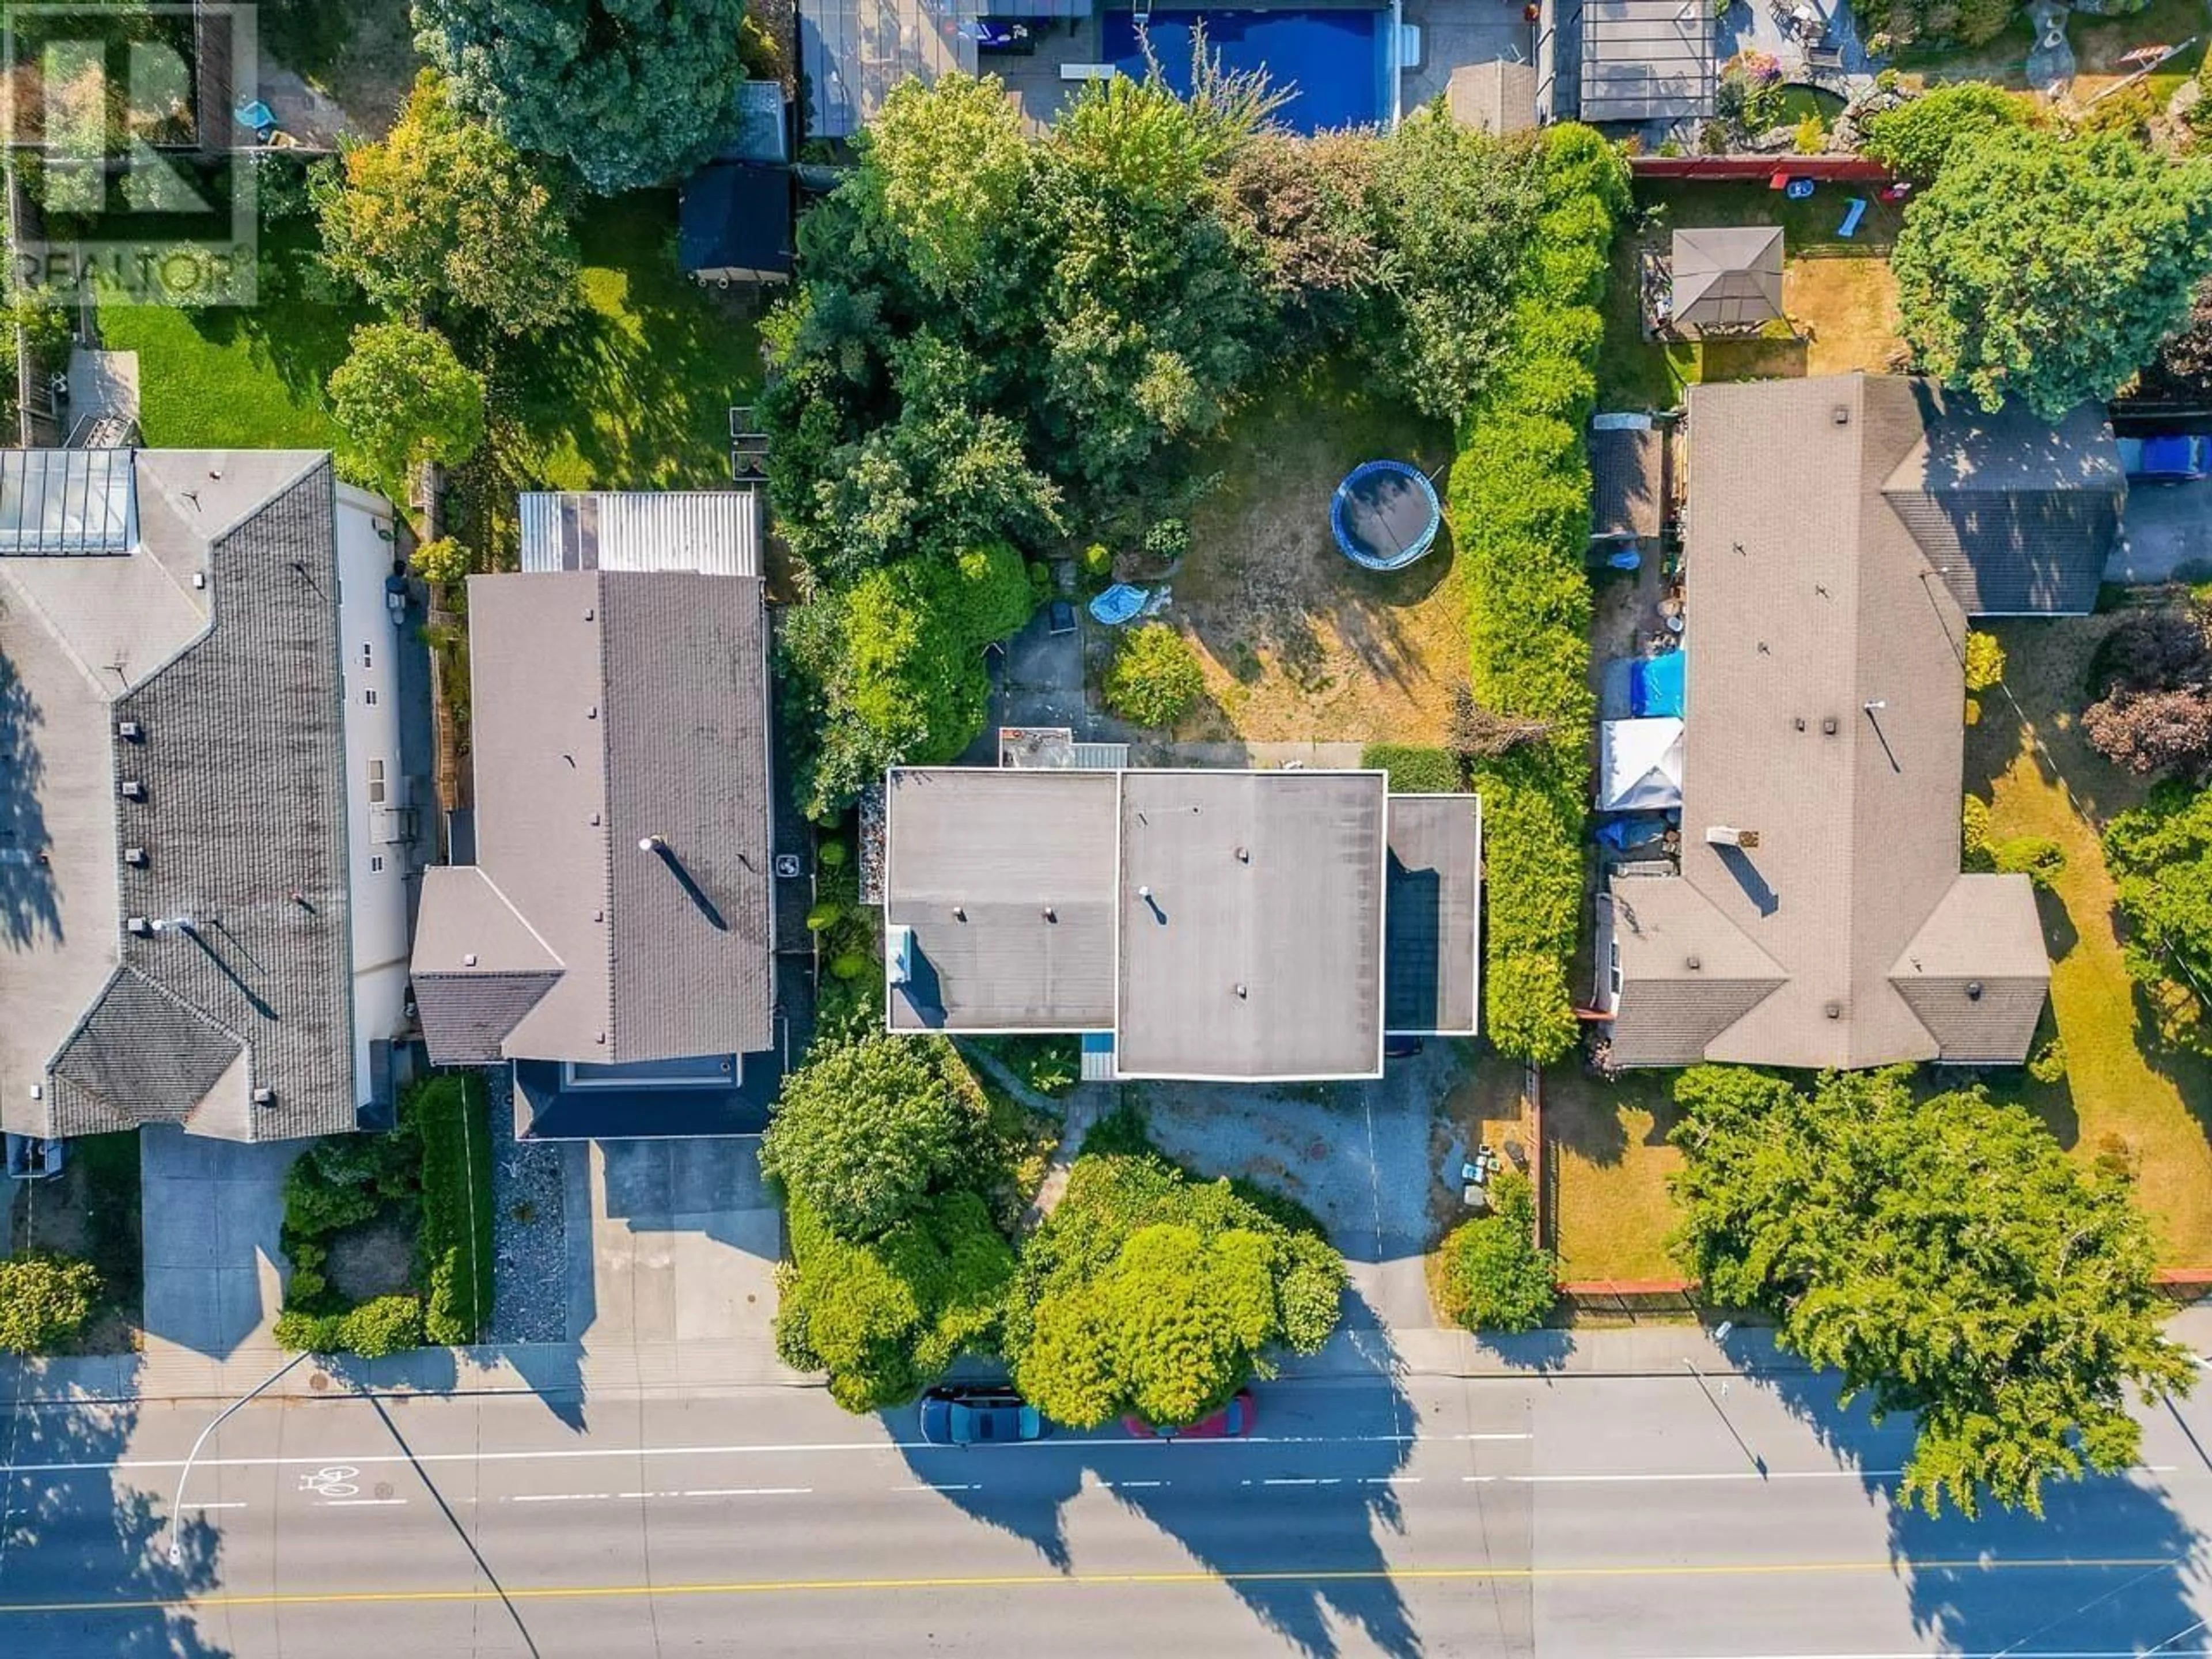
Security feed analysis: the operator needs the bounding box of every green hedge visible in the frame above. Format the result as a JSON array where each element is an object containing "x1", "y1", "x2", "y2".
[
  {"x1": 1450, "y1": 126, "x2": 1627, "y2": 1062},
  {"x1": 1360, "y1": 744, "x2": 1463, "y2": 795},
  {"x1": 407, "y1": 1072, "x2": 495, "y2": 1346}
]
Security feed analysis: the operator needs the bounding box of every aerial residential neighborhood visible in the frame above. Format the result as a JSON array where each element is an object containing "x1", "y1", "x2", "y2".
[{"x1": 12, "y1": 1, "x2": 2212, "y2": 1655}]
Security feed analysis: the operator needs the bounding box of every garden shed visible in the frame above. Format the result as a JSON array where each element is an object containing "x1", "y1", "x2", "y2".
[{"x1": 678, "y1": 162, "x2": 794, "y2": 286}]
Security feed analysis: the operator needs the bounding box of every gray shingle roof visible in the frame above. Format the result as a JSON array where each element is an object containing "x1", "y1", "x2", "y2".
[
  {"x1": 412, "y1": 567, "x2": 774, "y2": 1067},
  {"x1": 1604, "y1": 376, "x2": 2055, "y2": 1070},
  {"x1": 17, "y1": 454, "x2": 359, "y2": 1139},
  {"x1": 1876, "y1": 382, "x2": 2123, "y2": 615}
]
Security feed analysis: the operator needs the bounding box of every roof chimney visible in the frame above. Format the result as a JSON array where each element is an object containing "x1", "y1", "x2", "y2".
[{"x1": 1705, "y1": 825, "x2": 1759, "y2": 849}]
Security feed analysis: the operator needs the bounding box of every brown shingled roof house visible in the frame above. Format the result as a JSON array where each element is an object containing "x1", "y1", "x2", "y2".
[{"x1": 1594, "y1": 374, "x2": 2123, "y2": 1070}]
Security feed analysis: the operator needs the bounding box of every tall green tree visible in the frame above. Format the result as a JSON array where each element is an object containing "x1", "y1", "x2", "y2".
[
  {"x1": 2104, "y1": 780, "x2": 2212, "y2": 991},
  {"x1": 847, "y1": 74, "x2": 1032, "y2": 302},
  {"x1": 314, "y1": 70, "x2": 578, "y2": 336},
  {"x1": 1006, "y1": 1128, "x2": 1344, "y2": 1429},
  {"x1": 1670, "y1": 1066, "x2": 2191, "y2": 1518},
  {"x1": 1892, "y1": 129, "x2": 2212, "y2": 417},
  {"x1": 1860, "y1": 82, "x2": 2029, "y2": 183},
  {"x1": 783, "y1": 543, "x2": 1035, "y2": 815},
  {"x1": 760, "y1": 1033, "x2": 1003, "y2": 1243},
  {"x1": 413, "y1": 0, "x2": 750, "y2": 194},
  {"x1": 327, "y1": 321, "x2": 486, "y2": 488}
]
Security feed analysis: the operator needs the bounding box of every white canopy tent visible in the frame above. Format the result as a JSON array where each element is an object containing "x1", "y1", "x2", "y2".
[{"x1": 1598, "y1": 717, "x2": 1684, "y2": 812}]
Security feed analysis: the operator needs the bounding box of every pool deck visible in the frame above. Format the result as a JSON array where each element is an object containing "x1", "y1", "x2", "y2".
[{"x1": 1400, "y1": 0, "x2": 1535, "y2": 119}]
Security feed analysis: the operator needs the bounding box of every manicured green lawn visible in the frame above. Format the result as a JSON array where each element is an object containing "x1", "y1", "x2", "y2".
[
  {"x1": 1544, "y1": 1066, "x2": 1685, "y2": 1282},
  {"x1": 97, "y1": 219, "x2": 369, "y2": 450},
  {"x1": 490, "y1": 191, "x2": 763, "y2": 493}
]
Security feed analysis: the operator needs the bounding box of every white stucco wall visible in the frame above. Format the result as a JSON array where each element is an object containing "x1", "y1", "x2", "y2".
[{"x1": 335, "y1": 482, "x2": 412, "y2": 1110}]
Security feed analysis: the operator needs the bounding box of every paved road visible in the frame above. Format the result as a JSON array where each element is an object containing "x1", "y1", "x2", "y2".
[{"x1": 5, "y1": 1366, "x2": 2212, "y2": 1657}]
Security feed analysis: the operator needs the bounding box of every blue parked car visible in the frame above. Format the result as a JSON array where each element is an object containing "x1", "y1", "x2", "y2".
[{"x1": 919, "y1": 1385, "x2": 1048, "y2": 1446}]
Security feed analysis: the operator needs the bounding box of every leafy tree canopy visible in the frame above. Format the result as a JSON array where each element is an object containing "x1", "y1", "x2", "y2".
[
  {"x1": 1669, "y1": 1065, "x2": 2191, "y2": 1518},
  {"x1": 1006, "y1": 1123, "x2": 1344, "y2": 1429},
  {"x1": 1892, "y1": 129, "x2": 2212, "y2": 418},
  {"x1": 2105, "y1": 781, "x2": 2212, "y2": 991},
  {"x1": 327, "y1": 321, "x2": 486, "y2": 488},
  {"x1": 760, "y1": 1032, "x2": 1005, "y2": 1242},
  {"x1": 1103, "y1": 622, "x2": 1206, "y2": 728},
  {"x1": 414, "y1": 0, "x2": 750, "y2": 194},
  {"x1": 1861, "y1": 82, "x2": 2029, "y2": 182},
  {"x1": 313, "y1": 69, "x2": 579, "y2": 336},
  {"x1": 782, "y1": 542, "x2": 1036, "y2": 816},
  {"x1": 1433, "y1": 1168, "x2": 1556, "y2": 1334},
  {"x1": 774, "y1": 1190, "x2": 1017, "y2": 1411}
]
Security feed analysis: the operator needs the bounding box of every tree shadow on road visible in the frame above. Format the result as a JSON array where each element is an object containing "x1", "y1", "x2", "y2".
[
  {"x1": 0, "y1": 1366, "x2": 233, "y2": 1657},
  {"x1": 888, "y1": 1312, "x2": 1438, "y2": 1659},
  {"x1": 1745, "y1": 1340, "x2": 2210, "y2": 1654}
]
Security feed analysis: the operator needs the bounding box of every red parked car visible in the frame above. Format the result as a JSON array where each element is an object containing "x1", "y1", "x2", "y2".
[{"x1": 1124, "y1": 1388, "x2": 1257, "y2": 1440}]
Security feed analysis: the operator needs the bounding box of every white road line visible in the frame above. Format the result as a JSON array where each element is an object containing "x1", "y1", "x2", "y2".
[
  {"x1": 1362, "y1": 1476, "x2": 1417, "y2": 1485},
  {"x1": 1463, "y1": 1467, "x2": 2181, "y2": 1486},
  {"x1": 896, "y1": 1483, "x2": 978, "y2": 1493},
  {"x1": 676, "y1": 1487, "x2": 813, "y2": 1498},
  {"x1": 0, "y1": 1429, "x2": 1530, "y2": 1478},
  {"x1": 1260, "y1": 1477, "x2": 1342, "y2": 1487},
  {"x1": 510, "y1": 1493, "x2": 612, "y2": 1504},
  {"x1": 190, "y1": 1501, "x2": 248, "y2": 1511},
  {"x1": 320, "y1": 1498, "x2": 407, "y2": 1507},
  {"x1": 1101, "y1": 1480, "x2": 1165, "y2": 1490},
  {"x1": 511, "y1": 1487, "x2": 814, "y2": 1505}
]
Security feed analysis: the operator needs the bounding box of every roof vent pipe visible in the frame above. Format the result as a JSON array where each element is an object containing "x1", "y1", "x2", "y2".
[{"x1": 639, "y1": 835, "x2": 666, "y2": 853}]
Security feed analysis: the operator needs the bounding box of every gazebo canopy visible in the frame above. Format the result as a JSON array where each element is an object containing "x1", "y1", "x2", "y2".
[{"x1": 1671, "y1": 226, "x2": 1784, "y2": 331}]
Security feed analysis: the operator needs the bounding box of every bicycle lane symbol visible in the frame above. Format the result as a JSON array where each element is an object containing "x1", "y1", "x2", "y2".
[{"x1": 298, "y1": 1465, "x2": 360, "y2": 1501}]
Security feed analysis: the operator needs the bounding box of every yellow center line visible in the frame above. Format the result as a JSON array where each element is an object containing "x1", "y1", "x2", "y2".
[{"x1": 0, "y1": 1556, "x2": 2186, "y2": 1616}]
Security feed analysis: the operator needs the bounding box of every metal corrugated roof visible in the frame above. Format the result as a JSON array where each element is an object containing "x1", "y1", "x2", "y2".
[{"x1": 518, "y1": 491, "x2": 760, "y2": 577}]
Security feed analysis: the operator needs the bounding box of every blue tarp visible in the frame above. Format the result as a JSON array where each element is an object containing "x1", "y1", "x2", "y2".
[
  {"x1": 1090, "y1": 584, "x2": 1147, "y2": 626},
  {"x1": 1628, "y1": 650, "x2": 1685, "y2": 718}
]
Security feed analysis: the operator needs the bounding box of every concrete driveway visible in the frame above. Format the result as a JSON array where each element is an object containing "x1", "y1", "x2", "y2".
[
  {"x1": 139, "y1": 1126, "x2": 299, "y2": 1358},
  {"x1": 579, "y1": 1138, "x2": 782, "y2": 1349},
  {"x1": 992, "y1": 608, "x2": 1085, "y2": 730},
  {"x1": 2111, "y1": 479, "x2": 2212, "y2": 584},
  {"x1": 1139, "y1": 1044, "x2": 1468, "y2": 1340}
]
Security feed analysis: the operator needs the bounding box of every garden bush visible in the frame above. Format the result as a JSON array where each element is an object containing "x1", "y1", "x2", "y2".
[
  {"x1": 1448, "y1": 125, "x2": 1626, "y2": 1063},
  {"x1": 0, "y1": 1251, "x2": 100, "y2": 1355},
  {"x1": 1003, "y1": 1112, "x2": 1345, "y2": 1429},
  {"x1": 1359, "y1": 743, "x2": 1463, "y2": 794},
  {"x1": 338, "y1": 1295, "x2": 428, "y2": 1359},
  {"x1": 1104, "y1": 623, "x2": 1206, "y2": 728},
  {"x1": 1433, "y1": 1169, "x2": 1556, "y2": 1334},
  {"x1": 762, "y1": 1032, "x2": 1006, "y2": 1243},
  {"x1": 774, "y1": 1190, "x2": 1017, "y2": 1411}
]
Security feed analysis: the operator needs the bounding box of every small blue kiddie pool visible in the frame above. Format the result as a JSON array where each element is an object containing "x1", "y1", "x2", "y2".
[{"x1": 1332, "y1": 460, "x2": 1441, "y2": 572}]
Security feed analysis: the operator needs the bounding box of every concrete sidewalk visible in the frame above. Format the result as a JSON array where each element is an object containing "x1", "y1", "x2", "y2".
[{"x1": 14, "y1": 1308, "x2": 2212, "y2": 1408}]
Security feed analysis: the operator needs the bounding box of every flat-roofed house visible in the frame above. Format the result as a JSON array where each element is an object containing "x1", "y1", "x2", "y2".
[
  {"x1": 884, "y1": 764, "x2": 1480, "y2": 1081},
  {"x1": 411, "y1": 493, "x2": 782, "y2": 1136},
  {"x1": 1593, "y1": 374, "x2": 2123, "y2": 1070},
  {"x1": 0, "y1": 449, "x2": 414, "y2": 1143}
]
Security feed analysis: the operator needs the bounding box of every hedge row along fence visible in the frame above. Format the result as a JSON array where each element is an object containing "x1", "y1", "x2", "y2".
[{"x1": 1449, "y1": 125, "x2": 1630, "y2": 1062}]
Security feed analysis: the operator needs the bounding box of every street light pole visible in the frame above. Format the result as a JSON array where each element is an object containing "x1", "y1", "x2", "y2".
[
  {"x1": 1682, "y1": 1354, "x2": 1766, "y2": 1478},
  {"x1": 168, "y1": 1350, "x2": 312, "y2": 1565}
]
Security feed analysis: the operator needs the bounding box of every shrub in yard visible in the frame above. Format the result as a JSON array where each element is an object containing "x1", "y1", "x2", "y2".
[
  {"x1": 1991, "y1": 834, "x2": 2065, "y2": 889},
  {"x1": 410, "y1": 537, "x2": 472, "y2": 588},
  {"x1": 1104, "y1": 623, "x2": 1205, "y2": 728},
  {"x1": 1433, "y1": 1169, "x2": 1556, "y2": 1334},
  {"x1": 1359, "y1": 743, "x2": 1461, "y2": 794},
  {"x1": 2105, "y1": 781, "x2": 2212, "y2": 991},
  {"x1": 1003, "y1": 1126, "x2": 1345, "y2": 1430},
  {"x1": 272, "y1": 1310, "x2": 346, "y2": 1353},
  {"x1": 338, "y1": 1296, "x2": 427, "y2": 1360},
  {"x1": 1963, "y1": 630, "x2": 2006, "y2": 693},
  {"x1": 1081, "y1": 542, "x2": 1114, "y2": 581},
  {"x1": 1142, "y1": 518, "x2": 1190, "y2": 566},
  {"x1": 774, "y1": 1190, "x2": 1016, "y2": 1411},
  {"x1": 2029, "y1": 1034, "x2": 2068, "y2": 1085},
  {"x1": 762, "y1": 1032, "x2": 1005, "y2": 1243},
  {"x1": 0, "y1": 1251, "x2": 99, "y2": 1355}
]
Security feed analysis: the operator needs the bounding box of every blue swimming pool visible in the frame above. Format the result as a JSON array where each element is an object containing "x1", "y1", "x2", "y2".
[{"x1": 1102, "y1": 8, "x2": 1391, "y2": 134}]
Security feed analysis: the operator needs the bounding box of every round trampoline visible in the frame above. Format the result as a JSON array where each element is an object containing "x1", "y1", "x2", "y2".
[{"x1": 1331, "y1": 460, "x2": 1441, "y2": 571}]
